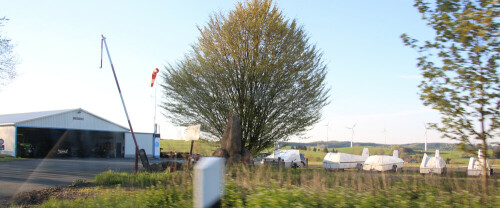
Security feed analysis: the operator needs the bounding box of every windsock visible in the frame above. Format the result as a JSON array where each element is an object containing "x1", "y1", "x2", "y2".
[{"x1": 151, "y1": 68, "x2": 159, "y2": 87}]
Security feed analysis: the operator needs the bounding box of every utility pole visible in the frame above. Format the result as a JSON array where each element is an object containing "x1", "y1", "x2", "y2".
[
  {"x1": 325, "y1": 121, "x2": 329, "y2": 143},
  {"x1": 383, "y1": 126, "x2": 387, "y2": 148},
  {"x1": 100, "y1": 35, "x2": 140, "y2": 172},
  {"x1": 424, "y1": 123, "x2": 428, "y2": 153}
]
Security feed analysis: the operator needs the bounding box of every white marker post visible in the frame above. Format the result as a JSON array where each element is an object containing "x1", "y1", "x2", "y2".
[
  {"x1": 194, "y1": 157, "x2": 225, "y2": 208},
  {"x1": 185, "y1": 124, "x2": 201, "y2": 168}
]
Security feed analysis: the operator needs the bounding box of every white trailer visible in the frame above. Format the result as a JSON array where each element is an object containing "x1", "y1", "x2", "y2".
[
  {"x1": 363, "y1": 150, "x2": 404, "y2": 172},
  {"x1": 420, "y1": 150, "x2": 446, "y2": 174},
  {"x1": 323, "y1": 148, "x2": 369, "y2": 170},
  {"x1": 467, "y1": 149, "x2": 493, "y2": 176}
]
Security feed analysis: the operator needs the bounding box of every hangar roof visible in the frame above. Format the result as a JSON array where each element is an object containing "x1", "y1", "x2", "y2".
[
  {"x1": 0, "y1": 108, "x2": 129, "y2": 132},
  {"x1": 0, "y1": 109, "x2": 71, "y2": 124}
]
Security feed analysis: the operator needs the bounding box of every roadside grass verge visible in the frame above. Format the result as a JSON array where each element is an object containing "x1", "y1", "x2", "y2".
[
  {"x1": 39, "y1": 185, "x2": 192, "y2": 208},
  {"x1": 93, "y1": 170, "x2": 191, "y2": 188},
  {"x1": 0, "y1": 154, "x2": 31, "y2": 162},
  {"x1": 38, "y1": 165, "x2": 500, "y2": 207}
]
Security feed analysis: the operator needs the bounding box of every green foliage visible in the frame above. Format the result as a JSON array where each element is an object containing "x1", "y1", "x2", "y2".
[
  {"x1": 493, "y1": 146, "x2": 500, "y2": 159},
  {"x1": 0, "y1": 154, "x2": 30, "y2": 162},
  {"x1": 224, "y1": 180, "x2": 498, "y2": 207},
  {"x1": 40, "y1": 185, "x2": 192, "y2": 208},
  {"x1": 402, "y1": 0, "x2": 499, "y2": 191},
  {"x1": 161, "y1": 0, "x2": 329, "y2": 154},
  {"x1": 71, "y1": 179, "x2": 87, "y2": 187},
  {"x1": 323, "y1": 146, "x2": 329, "y2": 153},
  {"x1": 294, "y1": 145, "x2": 307, "y2": 150},
  {"x1": 39, "y1": 166, "x2": 500, "y2": 207},
  {"x1": 0, "y1": 17, "x2": 17, "y2": 86},
  {"x1": 390, "y1": 146, "x2": 416, "y2": 159}
]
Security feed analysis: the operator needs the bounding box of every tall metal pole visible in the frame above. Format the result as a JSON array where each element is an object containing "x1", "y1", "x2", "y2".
[
  {"x1": 101, "y1": 35, "x2": 140, "y2": 172},
  {"x1": 152, "y1": 80, "x2": 158, "y2": 158},
  {"x1": 350, "y1": 129, "x2": 354, "y2": 148},
  {"x1": 324, "y1": 122, "x2": 329, "y2": 143},
  {"x1": 154, "y1": 83, "x2": 157, "y2": 134},
  {"x1": 384, "y1": 126, "x2": 387, "y2": 148}
]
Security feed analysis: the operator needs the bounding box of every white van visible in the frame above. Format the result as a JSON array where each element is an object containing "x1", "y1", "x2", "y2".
[{"x1": 261, "y1": 149, "x2": 307, "y2": 168}]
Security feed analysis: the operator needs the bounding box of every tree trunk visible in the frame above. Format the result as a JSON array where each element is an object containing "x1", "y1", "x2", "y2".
[
  {"x1": 479, "y1": 83, "x2": 488, "y2": 198},
  {"x1": 481, "y1": 141, "x2": 488, "y2": 198}
]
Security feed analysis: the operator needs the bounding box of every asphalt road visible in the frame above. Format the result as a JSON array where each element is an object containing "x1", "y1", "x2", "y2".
[{"x1": 0, "y1": 158, "x2": 136, "y2": 200}]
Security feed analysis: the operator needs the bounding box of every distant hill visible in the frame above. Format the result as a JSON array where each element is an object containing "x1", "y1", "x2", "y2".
[
  {"x1": 281, "y1": 141, "x2": 458, "y2": 151},
  {"x1": 283, "y1": 141, "x2": 382, "y2": 149},
  {"x1": 401, "y1": 143, "x2": 458, "y2": 151}
]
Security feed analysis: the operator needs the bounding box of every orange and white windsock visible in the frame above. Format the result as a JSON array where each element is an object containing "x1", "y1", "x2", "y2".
[{"x1": 151, "y1": 68, "x2": 159, "y2": 87}]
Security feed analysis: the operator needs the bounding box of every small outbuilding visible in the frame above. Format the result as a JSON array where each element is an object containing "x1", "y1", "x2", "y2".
[{"x1": 0, "y1": 108, "x2": 159, "y2": 158}]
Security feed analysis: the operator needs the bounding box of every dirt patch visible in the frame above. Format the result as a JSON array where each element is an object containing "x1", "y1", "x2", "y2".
[{"x1": 0, "y1": 182, "x2": 97, "y2": 208}]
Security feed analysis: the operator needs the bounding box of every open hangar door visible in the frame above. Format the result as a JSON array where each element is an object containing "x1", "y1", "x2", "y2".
[{"x1": 16, "y1": 127, "x2": 124, "y2": 158}]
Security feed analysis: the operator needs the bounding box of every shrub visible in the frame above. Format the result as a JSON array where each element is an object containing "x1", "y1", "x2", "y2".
[{"x1": 323, "y1": 147, "x2": 329, "y2": 153}]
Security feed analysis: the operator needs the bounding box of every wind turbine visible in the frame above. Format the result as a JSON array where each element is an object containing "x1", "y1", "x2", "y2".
[
  {"x1": 324, "y1": 121, "x2": 330, "y2": 143},
  {"x1": 347, "y1": 123, "x2": 357, "y2": 148},
  {"x1": 424, "y1": 123, "x2": 429, "y2": 153},
  {"x1": 383, "y1": 125, "x2": 388, "y2": 148}
]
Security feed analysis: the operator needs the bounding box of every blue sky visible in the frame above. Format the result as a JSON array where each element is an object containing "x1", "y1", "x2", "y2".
[{"x1": 0, "y1": 0, "x2": 446, "y2": 144}]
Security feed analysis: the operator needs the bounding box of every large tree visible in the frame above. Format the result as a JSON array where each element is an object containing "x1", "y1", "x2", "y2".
[
  {"x1": 0, "y1": 17, "x2": 17, "y2": 86},
  {"x1": 402, "y1": 0, "x2": 499, "y2": 196},
  {"x1": 162, "y1": 0, "x2": 329, "y2": 154}
]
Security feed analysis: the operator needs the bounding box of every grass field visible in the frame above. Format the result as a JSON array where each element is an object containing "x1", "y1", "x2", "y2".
[
  {"x1": 159, "y1": 140, "x2": 500, "y2": 167},
  {"x1": 13, "y1": 140, "x2": 499, "y2": 207},
  {"x1": 279, "y1": 146, "x2": 500, "y2": 167},
  {"x1": 33, "y1": 166, "x2": 500, "y2": 207},
  {"x1": 160, "y1": 139, "x2": 219, "y2": 155}
]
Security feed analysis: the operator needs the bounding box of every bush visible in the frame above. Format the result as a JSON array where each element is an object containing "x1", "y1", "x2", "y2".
[
  {"x1": 493, "y1": 146, "x2": 500, "y2": 159},
  {"x1": 39, "y1": 166, "x2": 499, "y2": 207},
  {"x1": 323, "y1": 146, "x2": 329, "y2": 153}
]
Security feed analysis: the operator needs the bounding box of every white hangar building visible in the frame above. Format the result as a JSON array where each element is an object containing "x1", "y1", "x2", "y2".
[{"x1": 0, "y1": 108, "x2": 160, "y2": 158}]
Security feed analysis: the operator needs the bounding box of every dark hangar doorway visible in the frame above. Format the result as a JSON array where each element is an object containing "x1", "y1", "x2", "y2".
[{"x1": 16, "y1": 127, "x2": 124, "y2": 158}]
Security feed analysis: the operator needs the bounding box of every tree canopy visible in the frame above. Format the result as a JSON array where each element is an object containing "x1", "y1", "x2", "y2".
[
  {"x1": 402, "y1": 0, "x2": 499, "y2": 195},
  {"x1": 161, "y1": 0, "x2": 329, "y2": 154},
  {"x1": 0, "y1": 17, "x2": 17, "y2": 86}
]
